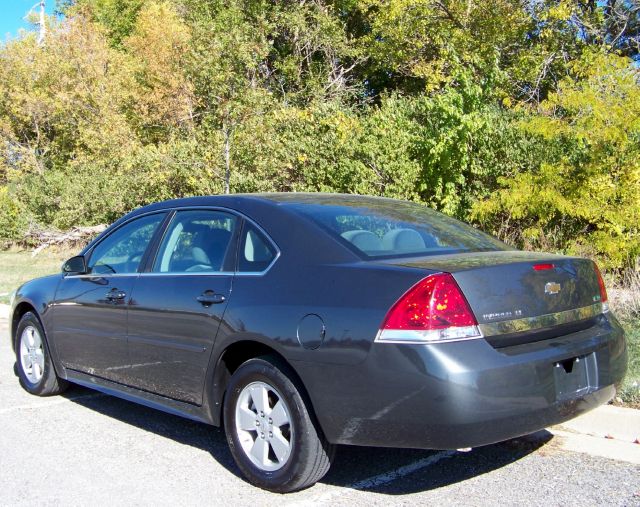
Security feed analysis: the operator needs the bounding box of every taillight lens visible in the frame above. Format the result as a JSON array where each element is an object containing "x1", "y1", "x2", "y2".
[
  {"x1": 376, "y1": 273, "x2": 481, "y2": 343},
  {"x1": 593, "y1": 263, "x2": 609, "y2": 313}
]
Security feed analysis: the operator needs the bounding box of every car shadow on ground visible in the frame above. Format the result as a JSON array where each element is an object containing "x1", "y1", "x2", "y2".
[
  {"x1": 323, "y1": 432, "x2": 554, "y2": 495},
  {"x1": 62, "y1": 384, "x2": 553, "y2": 495}
]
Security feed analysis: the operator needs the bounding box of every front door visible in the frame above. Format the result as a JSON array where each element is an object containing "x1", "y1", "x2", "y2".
[
  {"x1": 52, "y1": 213, "x2": 166, "y2": 382},
  {"x1": 125, "y1": 209, "x2": 237, "y2": 404}
]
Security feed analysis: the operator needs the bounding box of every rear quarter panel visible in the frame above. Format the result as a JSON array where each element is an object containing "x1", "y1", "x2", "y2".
[{"x1": 219, "y1": 260, "x2": 430, "y2": 366}]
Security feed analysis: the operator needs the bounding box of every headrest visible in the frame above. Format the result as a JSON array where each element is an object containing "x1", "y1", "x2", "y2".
[
  {"x1": 382, "y1": 228, "x2": 426, "y2": 253},
  {"x1": 341, "y1": 230, "x2": 383, "y2": 253}
]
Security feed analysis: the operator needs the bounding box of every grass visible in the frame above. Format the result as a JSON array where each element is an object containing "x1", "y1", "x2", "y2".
[
  {"x1": 0, "y1": 248, "x2": 75, "y2": 304},
  {"x1": 609, "y1": 270, "x2": 640, "y2": 407},
  {"x1": 618, "y1": 322, "x2": 640, "y2": 408},
  {"x1": 0, "y1": 247, "x2": 638, "y2": 407}
]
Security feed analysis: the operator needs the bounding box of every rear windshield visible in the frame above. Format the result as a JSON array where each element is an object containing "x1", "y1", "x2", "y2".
[{"x1": 285, "y1": 199, "x2": 510, "y2": 259}]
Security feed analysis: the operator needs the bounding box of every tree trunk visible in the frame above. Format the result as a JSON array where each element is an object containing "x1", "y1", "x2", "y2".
[{"x1": 223, "y1": 125, "x2": 231, "y2": 194}]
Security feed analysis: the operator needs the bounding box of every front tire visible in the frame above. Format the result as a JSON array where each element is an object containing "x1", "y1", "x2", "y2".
[
  {"x1": 223, "y1": 356, "x2": 334, "y2": 493},
  {"x1": 15, "y1": 312, "x2": 68, "y2": 396}
]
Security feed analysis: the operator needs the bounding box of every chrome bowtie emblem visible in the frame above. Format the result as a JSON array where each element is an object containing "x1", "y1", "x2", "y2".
[{"x1": 545, "y1": 282, "x2": 561, "y2": 295}]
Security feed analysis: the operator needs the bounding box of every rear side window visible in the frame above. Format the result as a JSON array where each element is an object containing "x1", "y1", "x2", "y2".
[
  {"x1": 286, "y1": 201, "x2": 509, "y2": 259},
  {"x1": 154, "y1": 210, "x2": 237, "y2": 273},
  {"x1": 238, "y1": 223, "x2": 276, "y2": 273}
]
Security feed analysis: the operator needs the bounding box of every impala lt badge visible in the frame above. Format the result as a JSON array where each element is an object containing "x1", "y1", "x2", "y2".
[
  {"x1": 545, "y1": 282, "x2": 561, "y2": 295},
  {"x1": 482, "y1": 309, "x2": 523, "y2": 321}
]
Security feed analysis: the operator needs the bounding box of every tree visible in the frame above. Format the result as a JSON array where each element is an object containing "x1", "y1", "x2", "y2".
[
  {"x1": 572, "y1": 0, "x2": 640, "y2": 60},
  {"x1": 126, "y1": 1, "x2": 195, "y2": 138},
  {"x1": 62, "y1": 0, "x2": 147, "y2": 47},
  {"x1": 1, "y1": 0, "x2": 638, "y2": 272},
  {"x1": 473, "y1": 50, "x2": 640, "y2": 269}
]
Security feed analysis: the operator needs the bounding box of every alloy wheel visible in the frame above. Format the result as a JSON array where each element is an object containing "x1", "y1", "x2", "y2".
[
  {"x1": 20, "y1": 325, "x2": 45, "y2": 385},
  {"x1": 234, "y1": 381, "x2": 293, "y2": 471}
]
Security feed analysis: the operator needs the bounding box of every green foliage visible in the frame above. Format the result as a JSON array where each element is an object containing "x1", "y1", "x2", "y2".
[
  {"x1": 473, "y1": 50, "x2": 640, "y2": 270},
  {"x1": 620, "y1": 321, "x2": 640, "y2": 407},
  {"x1": 64, "y1": 0, "x2": 147, "y2": 47},
  {"x1": 229, "y1": 91, "x2": 545, "y2": 221},
  {"x1": 0, "y1": 16, "x2": 138, "y2": 177},
  {"x1": 0, "y1": 0, "x2": 639, "y2": 274},
  {"x1": 0, "y1": 187, "x2": 28, "y2": 241},
  {"x1": 230, "y1": 100, "x2": 420, "y2": 197},
  {"x1": 17, "y1": 140, "x2": 221, "y2": 229}
]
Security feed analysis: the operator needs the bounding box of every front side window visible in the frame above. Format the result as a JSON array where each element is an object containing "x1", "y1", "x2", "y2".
[
  {"x1": 88, "y1": 213, "x2": 165, "y2": 274},
  {"x1": 154, "y1": 210, "x2": 237, "y2": 273}
]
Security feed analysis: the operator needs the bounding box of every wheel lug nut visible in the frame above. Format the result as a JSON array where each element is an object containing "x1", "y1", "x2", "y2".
[
  {"x1": 260, "y1": 411, "x2": 264, "y2": 417},
  {"x1": 269, "y1": 432, "x2": 273, "y2": 438},
  {"x1": 256, "y1": 420, "x2": 260, "y2": 426},
  {"x1": 268, "y1": 418, "x2": 272, "y2": 424},
  {"x1": 260, "y1": 432, "x2": 265, "y2": 439}
]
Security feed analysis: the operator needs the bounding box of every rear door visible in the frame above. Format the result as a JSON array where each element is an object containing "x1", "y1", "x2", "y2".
[
  {"x1": 125, "y1": 209, "x2": 238, "y2": 404},
  {"x1": 53, "y1": 212, "x2": 166, "y2": 382}
]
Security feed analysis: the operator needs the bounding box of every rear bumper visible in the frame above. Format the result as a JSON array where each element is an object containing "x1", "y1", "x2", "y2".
[{"x1": 298, "y1": 314, "x2": 627, "y2": 450}]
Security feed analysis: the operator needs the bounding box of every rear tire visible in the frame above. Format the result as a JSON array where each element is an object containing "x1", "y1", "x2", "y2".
[
  {"x1": 223, "y1": 355, "x2": 334, "y2": 493},
  {"x1": 14, "y1": 312, "x2": 68, "y2": 396}
]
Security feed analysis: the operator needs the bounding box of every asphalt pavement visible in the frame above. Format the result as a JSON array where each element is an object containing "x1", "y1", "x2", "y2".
[{"x1": 1, "y1": 311, "x2": 639, "y2": 506}]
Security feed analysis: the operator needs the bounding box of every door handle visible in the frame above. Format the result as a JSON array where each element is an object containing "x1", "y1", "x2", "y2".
[
  {"x1": 197, "y1": 291, "x2": 226, "y2": 306},
  {"x1": 105, "y1": 289, "x2": 127, "y2": 301}
]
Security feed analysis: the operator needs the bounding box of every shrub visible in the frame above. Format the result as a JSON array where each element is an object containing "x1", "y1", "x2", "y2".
[
  {"x1": 0, "y1": 186, "x2": 28, "y2": 241},
  {"x1": 472, "y1": 51, "x2": 640, "y2": 271}
]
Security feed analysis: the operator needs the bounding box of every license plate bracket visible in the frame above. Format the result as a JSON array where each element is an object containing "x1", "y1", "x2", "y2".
[{"x1": 554, "y1": 352, "x2": 596, "y2": 401}]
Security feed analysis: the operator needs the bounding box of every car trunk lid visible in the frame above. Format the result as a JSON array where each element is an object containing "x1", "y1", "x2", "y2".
[{"x1": 378, "y1": 251, "x2": 605, "y2": 347}]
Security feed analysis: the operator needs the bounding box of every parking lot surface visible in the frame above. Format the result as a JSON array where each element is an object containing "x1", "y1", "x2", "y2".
[{"x1": 1, "y1": 315, "x2": 639, "y2": 506}]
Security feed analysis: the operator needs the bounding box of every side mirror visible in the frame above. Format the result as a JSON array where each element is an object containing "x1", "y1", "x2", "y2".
[{"x1": 62, "y1": 255, "x2": 87, "y2": 275}]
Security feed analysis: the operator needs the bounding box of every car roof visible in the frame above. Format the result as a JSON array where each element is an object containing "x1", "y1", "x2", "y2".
[
  {"x1": 86, "y1": 193, "x2": 383, "y2": 263},
  {"x1": 130, "y1": 192, "x2": 398, "y2": 214}
]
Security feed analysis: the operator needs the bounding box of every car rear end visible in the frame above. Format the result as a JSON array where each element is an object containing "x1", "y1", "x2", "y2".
[
  {"x1": 356, "y1": 252, "x2": 627, "y2": 450},
  {"x1": 280, "y1": 196, "x2": 627, "y2": 450}
]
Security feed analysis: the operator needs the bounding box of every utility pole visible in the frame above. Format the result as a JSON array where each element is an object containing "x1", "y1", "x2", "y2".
[
  {"x1": 26, "y1": 1, "x2": 46, "y2": 45},
  {"x1": 37, "y1": 1, "x2": 46, "y2": 45}
]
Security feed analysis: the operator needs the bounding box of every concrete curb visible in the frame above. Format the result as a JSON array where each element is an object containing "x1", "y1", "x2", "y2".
[
  {"x1": 554, "y1": 404, "x2": 640, "y2": 444},
  {"x1": 549, "y1": 429, "x2": 640, "y2": 465},
  {"x1": 549, "y1": 404, "x2": 640, "y2": 465}
]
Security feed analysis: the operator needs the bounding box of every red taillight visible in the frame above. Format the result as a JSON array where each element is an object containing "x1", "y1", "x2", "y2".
[
  {"x1": 533, "y1": 263, "x2": 555, "y2": 271},
  {"x1": 378, "y1": 273, "x2": 480, "y2": 343},
  {"x1": 594, "y1": 263, "x2": 608, "y2": 303}
]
